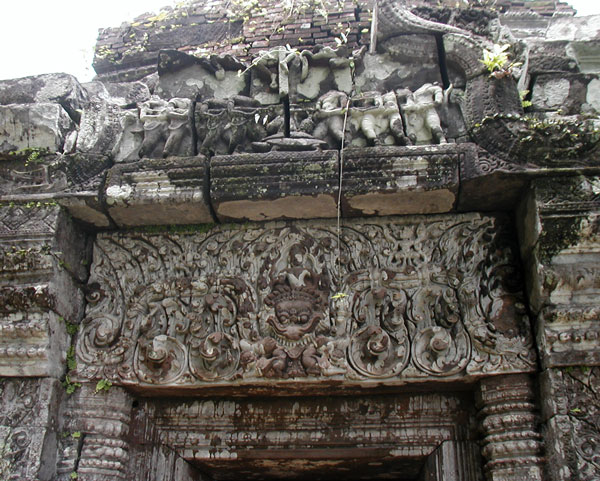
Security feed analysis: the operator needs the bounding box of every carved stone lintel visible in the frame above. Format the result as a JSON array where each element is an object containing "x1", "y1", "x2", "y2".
[
  {"x1": 74, "y1": 214, "x2": 536, "y2": 391},
  {"x1": 477, "y1": 374, "x2": 544, "y2": 481},
  {"x1": 210, "y1": 150, "x2": 338, "y2": 222}
]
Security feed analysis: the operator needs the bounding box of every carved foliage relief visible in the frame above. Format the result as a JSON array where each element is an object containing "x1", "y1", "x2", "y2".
[{"x1": 75, "y1": 214, "x2": 536, "y2": 387}]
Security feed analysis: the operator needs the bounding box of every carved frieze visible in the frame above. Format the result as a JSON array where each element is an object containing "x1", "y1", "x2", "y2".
[
  {"x1": 195, "y1": 97, "x2": 284, "y2": 155},
  {"x1": 74, "y1": 214, "x2": 536, "y2": 391},
  {"x1": 0, "y1": 378, "x2": 61, "y2": 480},
  {"x1": 541, "y1": 367, "x2": 600, "y2": 481}
]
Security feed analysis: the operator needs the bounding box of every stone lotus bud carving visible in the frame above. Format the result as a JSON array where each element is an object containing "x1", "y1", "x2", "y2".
[
  {"x1": 135, "y1": 334, "x2": 186, "y2": 384},
  {"x1": 189, "y1": 331, "x2": 240, "y2": 381},
  {"x1": 397, "y1": 82, "x2": 448, "y2": 145}
]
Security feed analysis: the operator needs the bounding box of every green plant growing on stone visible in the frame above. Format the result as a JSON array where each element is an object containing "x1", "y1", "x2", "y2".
[
  {"x1": 62, "y1": 375, "x2": 81, "y2": 395},
  {"x1": 334, "y1": 27, "x2": 351, "y2": 46},
  {"x1": 95, "y1": 379, "x2": 112, "y2": 394},
  {"x1": 284, "y1": 0, "x2": 329, "y2": 22},
  {"x1": 61, "y1": 316, "x2": 79, "y2": 336},
  {"x1": 519, "y1": 90, "x2": 532, "y2": 108},
  {"x1": 66, "y1": 346, "x2": 77, "y2": 371},
  {"x1": 480, "y1": 44, "x2": 521, "y2": 78},
  {"x1": 227, "y1": 0, "x2": 262, "y2": 23}
]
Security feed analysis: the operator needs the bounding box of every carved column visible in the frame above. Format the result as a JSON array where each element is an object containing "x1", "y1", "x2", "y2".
[
  {"x1": 60, "y1": 384, "x2": 133, "y2": 481},
  {"x1": 517, "y1": 175, "x2": 600, "y2": 481},
  {"x1": 476, "y1": 374, "x2": 544, "y2": 481}
]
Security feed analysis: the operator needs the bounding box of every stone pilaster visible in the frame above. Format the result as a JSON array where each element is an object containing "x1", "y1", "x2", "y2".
[
  {"x1": 517, "y1": 175, "x2": 600, "y2": 481},
  {"x1": 476, "y1": 374, "x2": 544, "y2": 481},
  {"x1": 59, "y1": 384, "x2": 133, "y2": 481}
]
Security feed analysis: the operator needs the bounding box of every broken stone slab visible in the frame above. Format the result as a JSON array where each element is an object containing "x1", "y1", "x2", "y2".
[
  {"x1": 0, "y1": 73, "x2": 87, "y2": 119},
  {"x1": 567, "y1": 40, "x2": 600, "y2": 74},
  {"x1": 46, "y1": 153, "x2": 114, "y2": 228},
  {"x1": 104, "y1": 156, "x2": 213, "y2": 227},
  {"x1": 499, "y1": 12, "x2": 552, "y2": 39},
  {"x1": 526, "y1": 41, "x2": 579, "y2": 75},
  {"x1": 75, "y1": 100, "x2": 126, "y2": 154},
  {"x1": 531, "y1": 73, "x2": 593, "y2": 114},
  {"x1": 355, "y1": 36, "x2": 442, "y2": 93},
  {"x1": 0, "y1": 153, "x2": 68, "y2": 196},
  {"x1": 83, "y1": 80, "x2": 151, "y2": 107},
  {"x1": 341, "y1": 145, "x2": 461, "y2": 217},
  {"x1": 211, "y1": 150, "x2": 338, "y2": 222},
  {"x1": 545, "y1": 15, "x2": 600, "y2": 43},
  {"x1": 156, "y1": 50, "x2": 247, "y2": 100},
  {"x1": 459, "y1": 135, "x2": 600, "y2": 212},
  {"x1": 0, "y1": 103, "x2": 74, "y2": 154}
]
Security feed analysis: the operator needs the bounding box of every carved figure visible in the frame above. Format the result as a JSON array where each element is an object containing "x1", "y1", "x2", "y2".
[
  {"x1": 138, "y1": 97, "x2": 169, "y2": 158},
  {"x1": 163, "y1": 98, "x2": 192, "y2": 157},
  {"x1": 397, "y1": 83, "x2": 447, "y2": 144},
  {"x1": 312, "y1": 90, "x2": 348, "y2": 148},
  {"x1": 351, "y1": 91, "x2": 410, "y2": 146},
  {"x1": 196, "y1": 96, "x2": 281, "y2": 155},
  {"x1": 257, "y1": 337, "x2": 288, "y2": 378},
  {"x1": 265, "y1": 271, "x2": 325, "y2": 342},
  {"x1": 111, "y1": 110, "x2": 143, "y2": 162}
]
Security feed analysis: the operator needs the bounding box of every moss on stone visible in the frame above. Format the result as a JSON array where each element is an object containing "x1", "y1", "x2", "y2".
[{"x1": 538, "y1": 215, "x2": 584, "y2": 262}]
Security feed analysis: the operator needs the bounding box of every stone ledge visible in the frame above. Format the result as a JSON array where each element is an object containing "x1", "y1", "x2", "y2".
[
  {"x1": 211, "y1": 150, "x2": 339, "y2": 222},
  {"x1": 341, "y1": 145, "x2": 462, "y2": 217},
  {"x1": 105, "y1": 157, "x2": 213, "y2": 227}
]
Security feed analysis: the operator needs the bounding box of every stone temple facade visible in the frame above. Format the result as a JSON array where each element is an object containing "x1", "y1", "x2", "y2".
[{"x1": 0, "y1": 0, "x2": 599, "y2": 479}]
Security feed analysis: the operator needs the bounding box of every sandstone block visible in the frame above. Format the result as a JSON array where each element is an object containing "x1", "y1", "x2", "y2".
[
  {"x1": 0, "y1": 103, "x2": 74, "y2": 154},
  {"x1": 211, "y1": 150, "x2": 338, "y2": 222}
]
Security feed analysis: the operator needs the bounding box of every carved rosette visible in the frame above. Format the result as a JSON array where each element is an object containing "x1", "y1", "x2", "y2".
[{"x1": 74, "y1": 214, "x2": 536, "y2": 388}]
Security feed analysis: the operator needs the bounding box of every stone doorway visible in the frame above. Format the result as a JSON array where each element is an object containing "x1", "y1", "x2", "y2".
[{"x1": 136, "y1": 391, "x2": 483, "y2": 481}]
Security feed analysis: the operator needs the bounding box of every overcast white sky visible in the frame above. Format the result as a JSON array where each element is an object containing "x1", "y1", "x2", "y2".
[{"x1": 1, "y1": 0, "x2": 599, "y2": 82}]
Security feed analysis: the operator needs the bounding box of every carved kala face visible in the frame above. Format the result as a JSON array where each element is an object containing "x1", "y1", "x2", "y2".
[{"x1": 268, "y1": 298, "x2": 320, "y2": 341}]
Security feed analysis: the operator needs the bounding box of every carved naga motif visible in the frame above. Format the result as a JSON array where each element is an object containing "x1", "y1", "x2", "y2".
[{"x1": 74, "y1": 215, "x2": 536, "y2": 388}]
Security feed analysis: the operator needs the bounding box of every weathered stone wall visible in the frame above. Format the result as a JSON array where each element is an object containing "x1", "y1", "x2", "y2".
[{"x1": 1, "y1": 0, "x2": 600, "y2": 479}]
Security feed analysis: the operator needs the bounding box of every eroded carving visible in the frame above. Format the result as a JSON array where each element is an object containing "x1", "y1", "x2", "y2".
[
  {"x1": 397, "y1": 83, "x2": 448, "y2": 145},
  {"x1": 74, "y1": 214, "x2": 536, "y2": 388}
]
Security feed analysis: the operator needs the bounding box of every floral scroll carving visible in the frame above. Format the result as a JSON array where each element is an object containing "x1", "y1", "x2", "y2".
[{"x1": 74, "y1": 214, "x2": 536, "y2": 388}]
